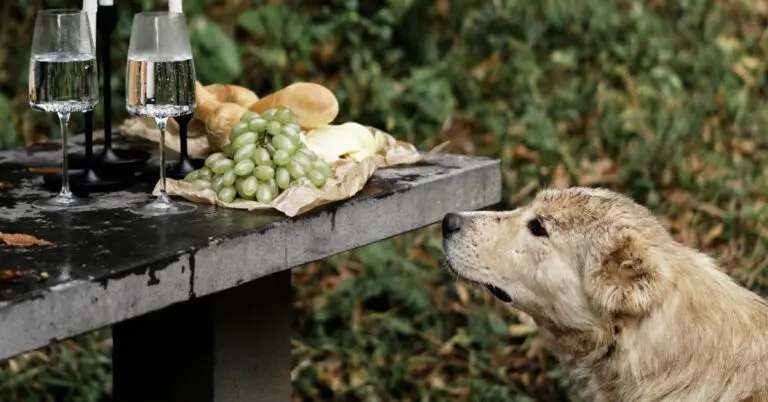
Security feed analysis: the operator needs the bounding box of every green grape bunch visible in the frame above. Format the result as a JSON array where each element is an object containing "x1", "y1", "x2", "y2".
[{"x1": 182, "y1": 107, "x2": 334, "y2": 204}]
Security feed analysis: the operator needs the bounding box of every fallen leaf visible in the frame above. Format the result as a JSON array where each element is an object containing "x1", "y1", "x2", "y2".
[
  {"x1": 27, "y1": 166, "x2": 61, "y2": 174},
  {"x1": 0, "y1": 181, "x2": 13, "y2": 191},
  {"x1": 0, "y1": 233, "x2": 53, "y2": 247},
  {"x1": 0, "y1": 269, "x2": 49, "y2": 283},
  {"x1": 702, "y1": 223, "x2": 724, "y2": 247}
]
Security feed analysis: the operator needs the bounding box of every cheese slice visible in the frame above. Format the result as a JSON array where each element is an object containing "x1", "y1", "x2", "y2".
[{"x1": 304, "y1": 122, "x2": 378, "y2": 164}]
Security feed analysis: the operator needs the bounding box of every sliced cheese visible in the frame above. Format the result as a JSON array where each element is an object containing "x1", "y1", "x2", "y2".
[{"x1": 305, "y1": 122, "x2": 378, "y2": 164}]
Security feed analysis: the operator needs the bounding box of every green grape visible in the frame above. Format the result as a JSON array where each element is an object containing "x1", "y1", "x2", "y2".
[
  {"x1": 307, "y1": 169, "x2": 327, "y2": 188},
  {"x1": 266, "y1": 178, "x2": 279, "y2": 197},
  {"x1": 230, "y1": 121, "x2": 250, "y2": 140},
  {"x1": 212, "y1": 175, "x2": 225, "y2": 192},
  {"x1": 297, "y1": 147, "x2": 318, "y2": 160},
  {"x1": 232, "y1": 131, "x2": 258, "y2": 150},
  {"x1": 292, "y1": 153, "x2": 312, "y2": 171},
  {"x1": 222, "y1": 144, "x2": 234, "y2": 158},
  {"x1": 221, "y1": 170, "x2": 237, "y2": 187},
  {"x1": 265, "y1": 143, "x2": 277, "y2": 155},
  {"x1": 217, "y1": 187, "x2": 237, "y2": 203},
  {"x1": 248, "y1": 118, "x2": 268, "y2": 132},
  {"x1": 252, "y1": 147, "x2": 272, "y2": 165},
  {"x1": 235, "y1": 178, "x2": 246, "y2": 195},
  {"x1": 211, "y1": 158, "x2": 234, "y2": 175},
  {"x1": 184, "y1": 170, "x2": 199, "y2": 182},
  {"x1": 286, "y1": 160, "x2": 307, "y2": 179},
  {"x1": 275, "y1": 167, "x2": 291, "y2": 189},
  {"x1": 205, "y1": 152, "x2": 226, "y2": 169},
  {"x1": 312, "y1": 160, "x2": 332, "y2": 178},
  {"x1": 254, "y1": 165, "x2": 275, "y2": 181},
  {"x1": 266, "y1": 121, "x2": 283, "y2": 136},
  {"x1": 242, "y1": 176, "x2": 259, "y2": 198},
  {"x1": 234, "y1": 159, "x2": 255, "y2": 176},
  {"x1": 197, "y1": 167, "x2": 214, "y2": 180},
  {"x1": 234, "y1": 143, "x2": 257, "y2": 163},
  {"x1": 272, "y1": 149, "x2": 291, "y2": 166},
  {"x1": 285, "y1": 123, "x2": 300, "y2": 132},
  {"x1": 261, "y1": 109, "x2": 278, "y2": 120},
  {"x1": 272, "y1": 134, "x2": 297, "y2": 154},
  {"x1": 193, "y1": 179, "x2": 212, "y2": 189},
  {"x1": 256, "y1": 183, "x2": 274, "y2": 203},
  {"x1": 274, "y1": 108, "x2": 292, "y2": 124},
  {"x1": 281, "y1": 125, "x2": 300, "y2": 142},
  {"x1": 240, "y1": 111, "x2": 260, "y2": 122}
]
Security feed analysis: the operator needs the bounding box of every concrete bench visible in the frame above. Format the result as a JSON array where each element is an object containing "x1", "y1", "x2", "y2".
[{"x1": 0, "y1": 144, "x2": 500, "y2": 401}]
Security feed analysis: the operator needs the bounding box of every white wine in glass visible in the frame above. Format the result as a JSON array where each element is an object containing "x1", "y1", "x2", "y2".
[
  {"x1": 125, "y1": 11, "x2": 197, "y2": 216},
  {"x1": 29, "y1": 9, "x2": 99, "y2": 210}
]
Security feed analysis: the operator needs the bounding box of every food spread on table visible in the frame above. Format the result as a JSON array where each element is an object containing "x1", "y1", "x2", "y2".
[{"x1": 121, "y1": 80, "x2": 449, "y2": 216}]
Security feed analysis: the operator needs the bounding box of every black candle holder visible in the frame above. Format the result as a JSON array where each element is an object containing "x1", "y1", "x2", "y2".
[
  {"x1": 167, "y1": 113, "x2": 204, "y2": 179},
  {"x1": 90, "y1": 2, "x2": 149, "y2": 182},
  {"x1": 42, "y1": 111, "x2": 131, "y2": 192}
]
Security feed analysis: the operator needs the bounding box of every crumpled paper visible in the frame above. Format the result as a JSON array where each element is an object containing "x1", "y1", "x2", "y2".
[{"x1": 121, "y1": 116, "x2": 449, "y2": 217}]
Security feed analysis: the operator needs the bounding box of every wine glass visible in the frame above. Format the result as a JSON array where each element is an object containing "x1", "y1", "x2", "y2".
[
  {"x1": 28, "y1": 9, "x2": 99, "y2": 210},
  {"x1": 126, "y1": 11, "x2": 197, "y2": 216}
]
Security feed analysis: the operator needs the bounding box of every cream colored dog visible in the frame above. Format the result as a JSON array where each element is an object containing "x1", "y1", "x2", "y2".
[{"x1": 442, "y1": 187, "x2": 768, "y2": 402}]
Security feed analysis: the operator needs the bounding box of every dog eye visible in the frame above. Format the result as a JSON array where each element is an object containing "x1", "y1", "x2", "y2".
[{"x1": 527, "y1": 216, "x2": 548, "y2": 237}]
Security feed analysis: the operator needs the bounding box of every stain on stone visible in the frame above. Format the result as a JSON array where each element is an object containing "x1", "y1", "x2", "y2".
[
  {"x1": 147, "y1": 268, "x2": 160, "y2": 286},
  {"x1": 188, "y1": 250, "x2": 197, "y2": 299},
  {"x1": 330, "y1": 209, "x2": 337, "y2": 231}
]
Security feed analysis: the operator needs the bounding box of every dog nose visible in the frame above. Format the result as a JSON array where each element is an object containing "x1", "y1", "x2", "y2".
[{"x1": 442, "y1": 213, "x2": 463, "y2": 236}]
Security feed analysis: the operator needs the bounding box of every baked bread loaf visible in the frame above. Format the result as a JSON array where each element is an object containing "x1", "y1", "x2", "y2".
[{"x1": 248, "y1": 82, "x2": 338, "y2": 129}]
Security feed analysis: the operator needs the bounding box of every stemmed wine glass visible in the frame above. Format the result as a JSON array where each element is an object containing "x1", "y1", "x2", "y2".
[
  {"x1": 126, "y1": 11, "x2": 197, "y2": 216},
  {"x1": 29, "y1": 10, "x2": 99, "y2": 210}
]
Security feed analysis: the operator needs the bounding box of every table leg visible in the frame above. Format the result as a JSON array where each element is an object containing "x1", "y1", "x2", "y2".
[{"x1": 112, "y1": 270, "x2": 292, "y2": 402}]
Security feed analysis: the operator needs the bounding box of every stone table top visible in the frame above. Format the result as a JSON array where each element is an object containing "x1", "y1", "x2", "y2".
[{"x1": 0, "y1": 146, "x2": 500, "y2": 361}]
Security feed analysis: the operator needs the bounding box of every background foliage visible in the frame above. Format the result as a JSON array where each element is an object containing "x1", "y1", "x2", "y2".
[{"x1": 2, "y1": 0, "x2": 768, "y2": 400}]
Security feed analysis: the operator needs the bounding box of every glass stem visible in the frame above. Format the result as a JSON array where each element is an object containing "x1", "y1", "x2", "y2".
[
  {"x1": 58, "y1": 112, "x2": 72, "y2": 199},
  {"x1": 155, "y1": 116, "x2": 169, "y2": 198}
]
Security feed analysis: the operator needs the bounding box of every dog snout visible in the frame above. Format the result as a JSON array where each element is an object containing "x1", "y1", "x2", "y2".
[{"x1": 442, "y1": 213, "x2": 463, "y2": 236}]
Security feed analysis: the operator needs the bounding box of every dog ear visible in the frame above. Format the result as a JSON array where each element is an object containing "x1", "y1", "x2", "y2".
[{"x1": 586, "y1": 234, "x2": 664, "y2": 317}]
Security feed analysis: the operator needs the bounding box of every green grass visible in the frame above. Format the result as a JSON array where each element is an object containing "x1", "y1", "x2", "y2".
[{"x1": 3, "y1": 0, "x2": 768, "y2": 400}]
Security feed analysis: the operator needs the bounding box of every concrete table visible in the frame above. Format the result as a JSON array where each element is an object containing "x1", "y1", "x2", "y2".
[{"x1": 0, "y1": 145, "x2": 500, "y2": 402}]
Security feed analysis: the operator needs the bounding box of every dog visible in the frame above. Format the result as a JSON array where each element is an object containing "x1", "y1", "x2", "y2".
[{"x1": 442, "y1": 187, "x2": 768, "y2": 402}]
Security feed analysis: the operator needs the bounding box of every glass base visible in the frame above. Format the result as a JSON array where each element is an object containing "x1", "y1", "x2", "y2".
[
  {"x1": 33, "y1": 193, "x2": 94, "y2": 211},
  {"x1": 130, "y1": 193, "x2": 197, "y2": 216}
]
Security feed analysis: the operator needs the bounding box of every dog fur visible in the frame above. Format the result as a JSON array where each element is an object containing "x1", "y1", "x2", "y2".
[{"x1": 442, "y1": 187, "x2": 768, "y2": 402}]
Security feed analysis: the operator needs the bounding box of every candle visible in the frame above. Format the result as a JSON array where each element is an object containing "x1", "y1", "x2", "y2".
[
  {"x1": 98, "y1": 0, "x2": 113, "y2": 4},
  {"x1": 82, "y1": 0, "x2": 97, "y2": 46},
  {"x1": 169, "y1": 0, "x2": 183, "y2": 13}
]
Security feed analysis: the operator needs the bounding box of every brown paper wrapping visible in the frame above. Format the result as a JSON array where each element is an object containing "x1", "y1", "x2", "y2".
[{"x1": 121, "y1": 116, "x2": 449, "y2": 217}]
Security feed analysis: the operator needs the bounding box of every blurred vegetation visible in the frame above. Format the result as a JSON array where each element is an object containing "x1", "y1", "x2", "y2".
[{"x1": 2, "y1": 0, "x2": 768, "y2": 400}]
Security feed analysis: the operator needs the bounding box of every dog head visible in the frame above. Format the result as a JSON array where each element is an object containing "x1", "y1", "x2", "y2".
[{"x1": 442, "y1": 187, "x2": 673, "y2": 331}]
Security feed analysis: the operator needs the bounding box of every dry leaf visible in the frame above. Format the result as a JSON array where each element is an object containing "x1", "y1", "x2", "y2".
[
  {"x1": 508, "y1": 324, "x2": 536, "y2": 337},
  {"x1": 702, "y1": 223, "x2": 724, "y2": 247},
  {"x1": 0, "y1": 233, "x2": 52, "y2": 247},
  {"x1": 0, "y1": 269, "x2": 49, "y2": 283},
  {"x1": 0, "y1": 181, "x2": 13, "y2": 191}
]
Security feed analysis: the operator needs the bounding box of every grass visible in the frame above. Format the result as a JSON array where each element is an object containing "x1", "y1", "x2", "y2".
[{"x1": 2, "y1": 0, "x2": 768, "y2": 400}]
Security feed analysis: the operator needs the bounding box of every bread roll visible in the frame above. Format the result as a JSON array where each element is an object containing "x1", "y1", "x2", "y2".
[
  {"x1": 194, "y1": 81, "x2": 221, "y2": 121},
  {"x1": 205, "y1": 102, "x2": 247, "y2": 150},
  {"x1": 205, "y1": 84, "x2": 258, "y2": 107},
  {"x1": 248, "y1": 82, "x2": 338, "y2": 129}
]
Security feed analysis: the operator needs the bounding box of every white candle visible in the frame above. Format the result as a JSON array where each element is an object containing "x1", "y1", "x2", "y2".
[
  {"x1": 98, "y1": 0, "x2": 113, "y2": 5},
  {"x1": 82, "y1": 0, "x2": 97, "y2": 46},
  {"x1": 169, "y1": 0, "x2": 183, "y2": 13}
]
